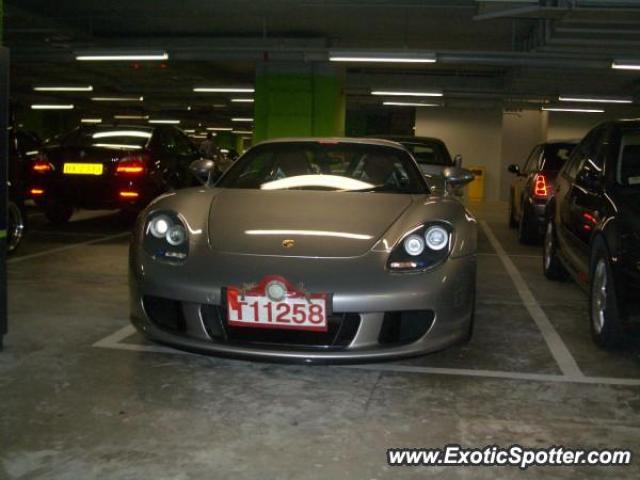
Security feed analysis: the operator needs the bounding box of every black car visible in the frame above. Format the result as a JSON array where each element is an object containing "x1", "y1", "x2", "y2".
[
  {"x1": 28, "y1": 125, "x2": 202, "y2": 224},
  {"x1": 7, "y1": 127, "x2": 42, "y2": 252},
  {"x1": 543, "y1": 120, "x2": 640, "y2": 348},
  {"x1": 508, "y1": 141, "x2": 577, "y2": 244}
]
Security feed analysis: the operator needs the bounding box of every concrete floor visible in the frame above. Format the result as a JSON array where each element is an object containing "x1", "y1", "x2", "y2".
[{"x1": 1, "y1": 201, "x2": 640, "y2": 480}]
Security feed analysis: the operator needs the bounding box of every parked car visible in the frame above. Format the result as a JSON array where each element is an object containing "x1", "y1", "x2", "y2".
[
  {"x1": 7, "y1": 127, "x2": 42, "y2": 253},
  {"x1": 508, "y1": 141, "x2": 577, "y2": 243},
  {"x1": 372, "y1": 136, "x2": 462, "y2": 193},
  {"x1": 130, "y1": 138, "x2": 477, "y2": 362},
  {"x1": 543, "y1": 120, "x2": 640, "y2": 348},
  {"x1": 28, "y1": 124, "x2": 203, "y2": 224}
]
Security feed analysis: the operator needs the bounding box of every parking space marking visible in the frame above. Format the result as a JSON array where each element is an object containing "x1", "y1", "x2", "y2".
[
  {"x1": 92, "y1": 325, "x2": 640, "y2": 386},
  {"x1": 479, "y1": 220, "x2": 584, "y2": 378},
  {"x1": 7, "y1": 232, "x2": 130, "y2": 264}
]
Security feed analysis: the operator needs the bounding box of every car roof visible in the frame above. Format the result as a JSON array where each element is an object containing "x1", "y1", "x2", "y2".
[
  {"x1": 370, "y1": 135, "x2": 445, "y2": 145},
  {"x1": 253, "y1": 137, "x2": 410, "y2": 151}
]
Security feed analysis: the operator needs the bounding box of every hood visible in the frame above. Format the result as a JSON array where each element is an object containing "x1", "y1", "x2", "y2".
[{"x1": 208, "y1": 189, "x2": 414, "y2": 257}]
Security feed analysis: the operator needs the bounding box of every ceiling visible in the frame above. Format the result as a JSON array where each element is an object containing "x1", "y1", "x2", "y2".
[{"x1": 5, "y1": 0, "x2": 640, "y2": 131}]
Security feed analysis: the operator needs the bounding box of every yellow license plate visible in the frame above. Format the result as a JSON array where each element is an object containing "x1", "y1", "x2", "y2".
[{"x1": 63, "y1": 163, "x2": 104, "y2": 175}]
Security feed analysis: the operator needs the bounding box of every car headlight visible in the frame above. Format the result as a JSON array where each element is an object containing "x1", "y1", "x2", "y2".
[
  {"x1": 388, "y1": 222, "x2": 451, "y2": 272},
  {"x1": 144, "y1": 211, "x2": 189, "y2": 261}
]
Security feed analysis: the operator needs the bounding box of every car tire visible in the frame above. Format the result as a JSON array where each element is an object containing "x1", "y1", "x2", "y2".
[
  {"x1": 44, "y1": 199, "x2": 74, "y2": 225},
  {"x1": 518, "y1": 201, "x2": 538, "y2": 244},
  {"x1": 542, "y1": 219, "x2": 567, "y2": 281},
  {"x1": 7, "y1": 200, "x2": 26, "y2": 253},
  {"x1": 508, "y1": 193, "x2": 518, "y2": 229},
  {"x1": 590, "y1": 241, "x2": 624, "y2": 349}
]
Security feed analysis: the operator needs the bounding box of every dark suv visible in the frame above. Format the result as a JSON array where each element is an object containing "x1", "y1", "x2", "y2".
[
  {"x1": 508, "y1": 141, "x2": 577, "y2": 244},
  {"x1": 543, "y1": 120, "x2": 640, "y2": 348},
  {"x1": 29, "y1": 125, "x2": 202, "y2": 224}
]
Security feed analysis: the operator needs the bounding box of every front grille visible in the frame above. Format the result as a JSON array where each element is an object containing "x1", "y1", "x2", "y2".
[{"x1": 201, "y1": 305, "x2": 360, "y2": 351}]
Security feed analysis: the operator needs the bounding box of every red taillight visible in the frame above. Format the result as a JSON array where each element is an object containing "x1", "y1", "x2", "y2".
[
  {"x1": 29, "y1": 187, "x2": 45, "y2": 196},
  {"x1": 119, "y1": 190, "x2": 139, "y2": 199},
  {"x1": 116, "y1": 154, "x2": 148, "y2": 175},
  {"x1": 32, "y1": 156, "x2": 53, "y2": 173},
  {"x1": 532, "y1": 173, "x2": 550, "y2": 198}
]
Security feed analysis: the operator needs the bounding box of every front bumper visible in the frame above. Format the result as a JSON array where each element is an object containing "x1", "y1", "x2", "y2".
[{"x1": 129, "y1": 249, "x2": 476, "y2": 363}]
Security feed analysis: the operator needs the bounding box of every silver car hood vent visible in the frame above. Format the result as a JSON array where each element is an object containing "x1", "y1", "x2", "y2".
[{"x1": 208, "y1": 189, "x2": 413, "y2": 258}]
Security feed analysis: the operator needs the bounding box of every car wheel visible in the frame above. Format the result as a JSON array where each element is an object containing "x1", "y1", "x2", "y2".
[
  {"x1": 590, "y1": 243, "x2": 624, "y2": 349},
  {"x1": 7, "y1": 200, "x2": 26, "y2": 253},
  {"x1": 518, "y1": 202, "x2": 538, "y2": 244},
  {"x1": 44, "y1": 199, "x2": 74, "y2": 225},
  {"x1": 508, "y1": 193, "x2": 518, "y2": 229},
  {"x1": 542, "y1": 220, "x2": 567, "y2": 281}
]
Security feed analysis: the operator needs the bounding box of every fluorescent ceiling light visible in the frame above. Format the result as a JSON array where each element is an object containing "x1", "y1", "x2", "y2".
[
  {"x1": 76, "y1": 52, "x2": 168, "y2": 61},
  {"x1": 114, "y1": 114, "x2": 149, "y2": 120},
  {"x1": 206, "y1": 127, "x2": 233, "y2": 131},
  {"x1": 92, "y1": 130, "x2": 152, "y2": 139},
  {"x1": 31, "y1": 104, "x2": 74, "y2": 110},
  {"x1": 148, "y1": 119, "x2": 181, "y2": 124},
  {"x1": 183, "y1": 129, "x2": 196, "y2": 133},
  {"x1": 611, "y1": 61, "x2": 640, "y2": 71},
  {"x1": 231, "y1": 117, "x2": 253, "y2": 122},
  {"x1": 542, "y1": 107, "x2": 604, "y2": 113},
  {"x1": 231, "y1": 98, "x2": 254, "y2": 103},
  {"x1": 383, "y1": 101, "x2": 441, "y2": 107},
  {"x1": 34, "y1": 85, "x2": 93, "y2": 92},
  {"x1": 371, "y1": 90, "x2": 443, "y2": 97},
  {"x1": 81, "y1": 118, "x2": 102, "y2": 123},
  {"x1": 232, "y1": 130, "x2": 253, "y2": 135},
  {"x1": 193, "y1": 87, "x2": 255, "y2": 93},
  {"x1": 558, "y1": 95, "x2": 633, "y2": 104},
  {"x1": 330, "y1": 51, "x2": 436, "y2": 63},
  {"x1": 92, "y1": 96, "x2": 144, "y2": 102}
]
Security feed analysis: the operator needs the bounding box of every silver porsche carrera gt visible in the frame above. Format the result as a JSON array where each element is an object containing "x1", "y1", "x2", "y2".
[{"x1": 129, "y1": 138, "x2": 477, "y2": 362}]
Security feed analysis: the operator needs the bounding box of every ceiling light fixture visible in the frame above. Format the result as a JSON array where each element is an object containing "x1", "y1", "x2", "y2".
[
  {"x1": 193, "y1": 87, "x2": 255, "y2": 93},
  {"x1": 231, "y1": 98, "x2": 254, "y2": 103},
  {"x1": 371, "y1": 90, "x2": 443, "y2": 97},
  {"x1": 231, "y1": 117, "x2": 253, "y2": 122},
  {"x1": 34, "y1": 85, "x2": 93, "y2": 92},
  {"x1": 206, "y1": 127, "x2": 233, "y2": 131},
  {"x1": 542, "y1": 107, "x2": 605, "y2": 113},
  {"x1": 558, "y1": 95, "x2": 632, "y2": 104},
  {"x1": 330, "y1": 51, "x2": 436, "y2": 63},
  {"x1": 31, "y1": 104, "x2": 74, "y2": 110},
  {"x1": 81, "y1": 118, "x2": 102, "y2": 123},
  {"x1": 114, "y1": 114, "x2": 149, "y2": 120},
  {"x1": 92, "y1": 96, "x2": 144, "y2": 102},
  {"x1": 148, "y1": 119, "x2": 181, "y2": 124},
  {"x1": 76, "y1": 52, "x2": 169, "y2": 61},
  {"x1": 611, "y1": 60, "x2": 640, "y2": 71},
  {"x1": 383, "y1": 101, "x2": 441, "y2": 107},
  {"x1": 232, "y1": 130, "x2": 253, "y2": 135}
]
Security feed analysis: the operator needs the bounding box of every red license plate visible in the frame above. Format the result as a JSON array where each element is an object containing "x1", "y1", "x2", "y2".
[{"x1": 226, "y1": 276, "x2": 328, "y2": 332}]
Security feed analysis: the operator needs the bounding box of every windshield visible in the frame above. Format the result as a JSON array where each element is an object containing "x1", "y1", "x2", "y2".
[
  {"x1": 617, "y1": 132, "x2": 640, "y2": 188},
  {"x1": 218, "y1": 142, "x2": 427, "y2": 194},
  {"x1": 541, "y1": 143, "x2": 575, "y2": 171},
  {"x1": 400, "y1": 141, "x2": 453, "y2": 166},
  {"x1": 61, "y1": 127, "x2": 153, "y2": 150}
]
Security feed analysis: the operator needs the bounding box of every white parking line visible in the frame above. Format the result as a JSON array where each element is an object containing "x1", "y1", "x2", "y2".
[
  {"x1": 479, "y1": 220, "x2": 584, "y2": 378},
  {"x1": 7, "y1": 232, "x2": 130, "y2": 264},
  {"x1": 91, "y1": 325, "x2": 640, "y2": 386}
]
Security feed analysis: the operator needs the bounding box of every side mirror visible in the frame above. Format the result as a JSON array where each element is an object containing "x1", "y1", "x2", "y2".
[
  {"x1": 508, "y1": 164, "x2": 520, "y2": 175},
  {"x1": 189, "y1": 158, "x2": 216, "y2": 185},
  {"x1": 453, "y1": 154, "x2": 463, "y2": 167},
  {"x1": 443, "y1": 167, "x2": 475, "y2": 187}
]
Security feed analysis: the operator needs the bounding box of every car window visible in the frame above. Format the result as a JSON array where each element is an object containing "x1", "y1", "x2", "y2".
[
  {"x1": 523, "y1": 145, "x2": 541, "y2": 174},
  {"x1": 563, "y1": 127, "x2": 604, "y2": 181},
  {"x1": 173, "y1": 130, "x2": 197, "y2": 156},
  {"x1": 219, "y1": 142, "x2": 427, "y2": 194},
  {"x1": 541, "y1": 143, "x2": 575, "y2": 171},
  {"x1": 401, "y1": 142, "x2": 452, "y2": 166},
  {"x1": 616, "y1": 130, "x2": 640, "y2": 187},
  {"x1": 62, "y1": 127, "x2": 152, "y2": 150}
]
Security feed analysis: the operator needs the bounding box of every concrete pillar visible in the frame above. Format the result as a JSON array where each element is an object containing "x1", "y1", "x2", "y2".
[{"x1": 253, "y1": 63, "x2": 345, "y2": 143}]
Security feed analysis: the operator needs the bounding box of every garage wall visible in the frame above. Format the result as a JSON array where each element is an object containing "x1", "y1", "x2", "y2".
[
  {"x1": 415, "y1": 107, "x2": 503, "y2": 201},
  {"x1": 546, "y1": 112, "x2": 607, "y2": 142}
]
